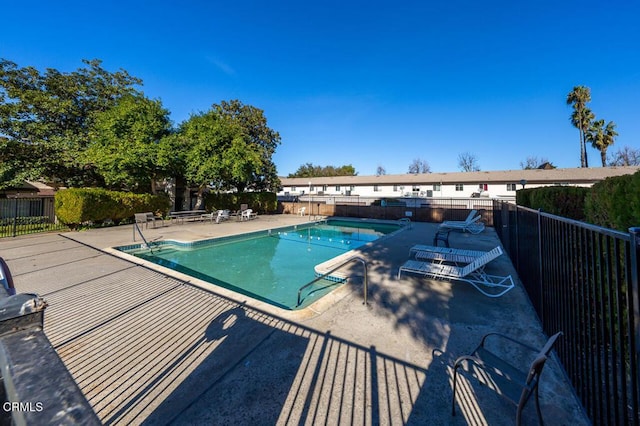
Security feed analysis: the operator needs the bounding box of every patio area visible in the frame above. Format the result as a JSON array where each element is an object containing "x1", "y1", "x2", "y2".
[{"x1": 2, "y1": 215, "x2": 588, "y2": 425}]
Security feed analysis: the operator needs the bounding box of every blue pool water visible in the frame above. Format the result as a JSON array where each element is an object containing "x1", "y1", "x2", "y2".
[{"x1": 119, "y1": 220, "x2": 401, "y2": 310}]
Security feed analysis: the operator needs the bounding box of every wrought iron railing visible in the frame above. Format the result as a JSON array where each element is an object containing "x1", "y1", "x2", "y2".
[
  {"x1": 493, "y1": 200, "x2": 640, "y2": 425},
  {"x1": 0, "y1": 197, "x2": 66, "y2": 237}
]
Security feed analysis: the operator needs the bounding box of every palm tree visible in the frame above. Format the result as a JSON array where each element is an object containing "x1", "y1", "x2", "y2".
[
  {"x1": 602, "y1": 121, "x2": 618, "y2": 166},
  {"x1": 587, "y1": 119, "x2": 605, "y2": 166},
  {"x1": 588, "y1": 120, "x2": 618, "y2": 167},
  {"x1": 567, "y1": 86, "x2": 593, "y2": 167},
  {"x1": 587, "y1": 120, "x2": 618, "y2": 167}
]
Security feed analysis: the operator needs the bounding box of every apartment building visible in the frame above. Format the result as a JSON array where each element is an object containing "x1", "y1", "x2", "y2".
[{"x1": 278, "y1": 166, "x2": 640, "y2": 199}]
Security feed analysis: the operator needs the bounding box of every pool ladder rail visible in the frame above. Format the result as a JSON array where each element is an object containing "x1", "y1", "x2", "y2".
[
  {"x1": 133, "y1": 222, "x2": 154, "y2": 253},
  {"x1": 296, "y1": 256, "x2": 368, "y2": 307}
]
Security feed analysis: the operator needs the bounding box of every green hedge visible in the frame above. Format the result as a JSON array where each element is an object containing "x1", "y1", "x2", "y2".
[
  {"x1": 516, "y1": 186, "x2": 589, "y2": 221},
  {"x1": 584, "y1": 171, "x2": 640, "y2": 231},
  {"x1": 55, "y1": 188, "x2": 171, "y2": 228},
  {"x1": 204, "y1": 192, "x2": 277, "y2": 214}
]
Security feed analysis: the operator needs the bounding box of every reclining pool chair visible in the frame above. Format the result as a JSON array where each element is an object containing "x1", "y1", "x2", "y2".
[
  {"x1": 439, "y1": 210, "x2": 485, "y2": 234},
  {"x1": 397, "y1": 246, "x2": 514, "y2": 297},
  {"x1": 452, "y1": 331, "x2": 563, "y2": 425},
  {"x1": 444, "y1": 210, "x2": 478, "y2": 225},
  {"x1": 409, "y1": 244, "x2": 488, "y2": 265}
]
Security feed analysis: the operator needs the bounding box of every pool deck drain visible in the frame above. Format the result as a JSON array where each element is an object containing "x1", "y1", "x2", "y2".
[{"x1": 2, "y1": 215, "x2": 588, "y2": 425}]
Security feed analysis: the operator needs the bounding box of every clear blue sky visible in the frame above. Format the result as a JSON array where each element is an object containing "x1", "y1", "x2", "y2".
[{"x1": 2, "y1": 1, "x2": 639, "y2": 175}]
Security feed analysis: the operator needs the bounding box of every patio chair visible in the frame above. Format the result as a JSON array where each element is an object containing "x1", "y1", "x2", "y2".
[
  {"x1": 298, "y1": 207, "x2": 306, "y2": 216},
  {"x1": 241, "y1": 209, "x2": 257, "y2": 221},
  {"x1": 439, "y1": 214, "x2": 485, "y2": 234},
  {"x1": 215, "y1": 209, "x2": 230, "y2": 223},
  {"x1": 410, "y1": 244, "x2": 490, "y2": 265},
  {"x1": 452, "y1": 331, "x2": 563, "y2": 425},
  {"x1": 397, "y1": 246, "x2": 514, "y2": 297},
  {"x1": 135, "y1": 212, "x2": 160, "y2": 229},
  {"x1": 444, "y1": 210, "x2": 478, "y2": 225}
]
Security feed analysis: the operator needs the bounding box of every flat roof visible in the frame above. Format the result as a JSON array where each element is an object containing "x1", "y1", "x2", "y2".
[{"x1": 280, "y1": 166, "x2": 640, "y2": 186}]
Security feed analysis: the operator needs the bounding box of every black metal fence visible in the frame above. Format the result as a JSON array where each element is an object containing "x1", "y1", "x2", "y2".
[
  {"x1": 0, "y1": 197, "x2": 66, "y2": 237},
  {"x1": 494, "y1": 200, "x2": 640, "y2": 425}
]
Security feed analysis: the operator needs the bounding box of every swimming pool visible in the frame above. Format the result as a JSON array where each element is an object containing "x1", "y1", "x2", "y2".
[{"x1": 118, "y1": 219, "x2": 403, "y2": 310}]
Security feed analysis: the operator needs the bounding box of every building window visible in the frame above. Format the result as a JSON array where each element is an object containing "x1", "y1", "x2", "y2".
[
  {"x1": 479, "y1": 183, "x2": 488, "y2": 191},
  {"x1": 291, "y1": 186, "x2": 296, "y2": 192},
  {"x1": 393, "y1": 185, "x2": 398, "y2": 192},
  {"x1": 310, "y1": 186, "x2": 315, "y2": 192},
  {"x1": 322, "y1": 185, "x2": 328, "y2": 192},
  {"x1": 506, "y1": 183, "x2": 517, "y2": 191},
  {"x1": 373, "y1": 185, "x2": 380, "y2": 192},
  {"x1": 335, "y1": 185, "x2": 341, "y2": 191},
  {"x1": 455, "y1": 184, "x2": 464, "y2": 191},
  {"x1": 433, "y1": 184, "x2": 441, "y2": 191},
  {"x1": 349, "y1": 185, "x2": 355, "y2": 191}
]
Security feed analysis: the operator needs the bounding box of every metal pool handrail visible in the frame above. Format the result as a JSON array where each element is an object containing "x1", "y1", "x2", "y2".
[
  {"x1": 132, "y1": 222, "x2": 154, "y2": 253},
  {"x1": 297, "y1": 256, "x2": 368, "y2": 307}
]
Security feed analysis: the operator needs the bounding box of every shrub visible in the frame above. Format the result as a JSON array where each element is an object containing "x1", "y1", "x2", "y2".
[
  {"x1": 55, "y1": 188, "x2": 171, "y2": 228},
  {"x1": 585, "y1": 171, "x2": 640, "y2": 231},
  {"x1": 516, "y1": 186, "x2": 589, "y2": 221}
]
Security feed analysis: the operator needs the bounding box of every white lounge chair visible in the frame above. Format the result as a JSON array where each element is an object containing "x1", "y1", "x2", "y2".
[
  {"x1": 439, "y1": 211, "x2": 485, "y2": 234},
  {"x1": 397, "y1": 246, "x2": 514, "y2": 297},
  {"x1": 443, "y1": 210, "x2": 478, "y2": 226},
  {"x1": 298, "y1": 207, "x2": 306, "y2": 216},
  {"x1": 409, "y1": 244, "x2": 490, "y2": 265}
]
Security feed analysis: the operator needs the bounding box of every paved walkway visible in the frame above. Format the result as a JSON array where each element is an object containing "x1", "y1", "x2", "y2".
[{"x1": 2, "y1": 215, "x2": 588, "y2": 425}]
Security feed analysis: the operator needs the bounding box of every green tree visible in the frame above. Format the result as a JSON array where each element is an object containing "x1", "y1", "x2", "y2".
[
  {"x1": 177, "y1": 102, "x2": 279, "y2": 207},
  {"x1": 0, "y1": 58, "x2": 141, "y2": 187},
  {"x1": 84, "y1": 95, "x2": 173, "y2": 193},
  {"x1": 567, "y1": 86, "x2": 594, "y2": 168},
  {"x1": 211, "y1": 100, "x2": 281, "y2": 191},
  {"x1": 288, "y1": 163, "x2": 357, "y2": 177},
  {"x1": 587, "y1": 120, "x2": 617, "y2": 167}
]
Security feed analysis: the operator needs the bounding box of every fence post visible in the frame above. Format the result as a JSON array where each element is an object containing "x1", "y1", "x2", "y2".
[
  {"x1": 538, "y1": 209, "x2": 544, "y2": 326},
  {"x1": 515, "y1": 205, "x2": 520, "y2": 271},
  {"x1": 12, "y1": 197, "x2": 18, "y2": 238},
  {"x1": 629, "y1": 227, "x2": 640, "y2": 422}
]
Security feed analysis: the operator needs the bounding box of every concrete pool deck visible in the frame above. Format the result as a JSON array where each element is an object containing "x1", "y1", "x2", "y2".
[{"x1": 2, "y1": 215, "x2": 588, "y2": 425}]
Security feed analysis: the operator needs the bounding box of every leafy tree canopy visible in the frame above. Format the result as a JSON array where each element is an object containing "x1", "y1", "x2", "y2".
[
  {"x1": 288, "y1": 163, "x2": 358, "y2": 178},
  {"x1": 0, "y1": 58, "x2": 142, "y2": 188},
  {"x1": 84, "y1": 94, "x2": 173, "y2": 193},
  {"x1": 211, "y1": 100, "x2": 281, "y2": 191},
  {"x1": 178, "y1": 100, "x2": 281, "y2": 194}
]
